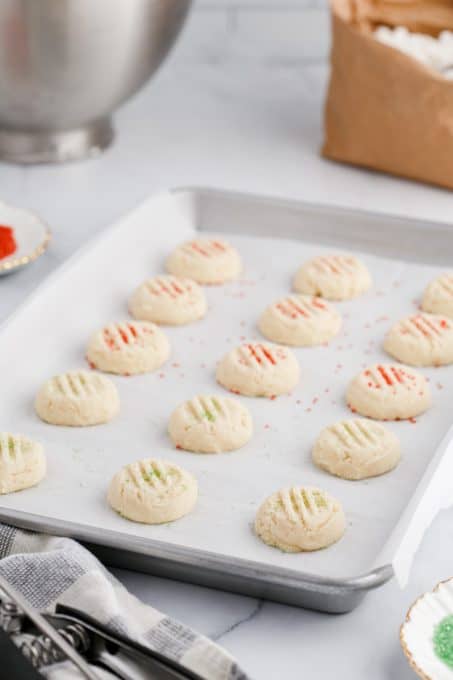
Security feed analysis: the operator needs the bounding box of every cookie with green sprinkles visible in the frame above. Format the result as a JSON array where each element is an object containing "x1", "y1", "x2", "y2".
[
  {"x1": 168, "y1": 395, "x2": 253, "y2": 453},
  {"x1": 108, "y1": 458, "x2": 197, "y2": 524}
]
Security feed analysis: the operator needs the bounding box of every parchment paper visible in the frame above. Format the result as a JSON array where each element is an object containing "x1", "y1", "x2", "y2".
[{"x1": 0, "y1": 192, "x2": 451, "y2": 580}]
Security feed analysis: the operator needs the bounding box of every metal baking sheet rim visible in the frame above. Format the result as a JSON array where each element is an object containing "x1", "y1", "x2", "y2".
[
  {"x1": 0, "y1": 506, "x2": 394, "y2": 613},
  {"x1": 1, "y1": 186, "x2": 452, "y2": 613}
]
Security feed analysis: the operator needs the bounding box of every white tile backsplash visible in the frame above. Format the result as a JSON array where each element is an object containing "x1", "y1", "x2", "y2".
[{"x1": 174, "y1": 1, "x2": 331, "y2": 65}]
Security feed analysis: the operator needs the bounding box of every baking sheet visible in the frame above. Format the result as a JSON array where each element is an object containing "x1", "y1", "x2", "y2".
[{"x1": 0, "y1": 190, "x2": 452, "y2": 582}]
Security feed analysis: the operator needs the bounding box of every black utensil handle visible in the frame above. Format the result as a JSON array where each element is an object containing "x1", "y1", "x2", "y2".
[{"x1": 0, "y1": 628, "x2": 43, "y2": 680}]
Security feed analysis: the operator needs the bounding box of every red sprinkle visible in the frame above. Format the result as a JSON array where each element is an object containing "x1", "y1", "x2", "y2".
[
  {"x1": 0, "y1": 225, "x2": 17, "y2": 260},
  {"x1": 118, "y1": 328, "x2": 129, "y2": 344},
  {"x1": 191, "y1": 242, "x2": 209, "y2": 257},
  {"x1": 311, "y1": 298, "x2": 326, "y2": 310},
  {"x1": 248, "y1": 344, "x2": 262, "y2": 364},
  {"x1": 261, "y1": 345, "x2": 277, "y2": 365},
  {"x1": 378, "y1": 365, "x2": 393, "y2": 386}
]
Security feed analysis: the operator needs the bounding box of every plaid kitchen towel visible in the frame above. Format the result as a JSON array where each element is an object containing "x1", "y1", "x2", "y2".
[{"x1": 0, "y1": 524, "x2": 250, "y2": 680}]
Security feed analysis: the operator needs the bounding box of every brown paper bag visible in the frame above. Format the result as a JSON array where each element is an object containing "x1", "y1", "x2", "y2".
[{"x1": 323, "y1": 0, "x2": 453, "y2": 190}]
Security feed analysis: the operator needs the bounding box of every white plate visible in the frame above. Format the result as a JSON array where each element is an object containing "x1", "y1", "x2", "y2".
[
  {"x1": 401, "y1": 578, "x2": 453, "y2": 680},
  {"x1": 0, "y1": 202, "x2": 51, "y2": 275}
]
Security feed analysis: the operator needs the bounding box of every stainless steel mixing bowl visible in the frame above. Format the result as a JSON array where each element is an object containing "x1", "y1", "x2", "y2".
[{"x1": 0, "y1": 0, "x2": 191, "y2": 163}]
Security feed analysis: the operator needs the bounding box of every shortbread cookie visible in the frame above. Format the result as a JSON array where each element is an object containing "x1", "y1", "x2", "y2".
[
  {"x1": 86, "y1": 321, "x2": 169, "y2": 375},
  {"x1": 384, "y1": 313, "x2": 453, "y2": 366},
  {"x1": 0, "y1": 433, "x2": 46, "y2": 494},
  {"x1": 422, "y1": 272, "x2": 453, "y2": 319},
  {"x1": 293, "y1": 254, "x2": 372, "y2": 300},
  {"x1": 129, "y1": 275, "x2": 207, "y2": 326},
  {"x1": 108, "y1": 458, "x2": 197, "y2": 524},
  {"x1": 313, "y1": 419, "x2": 401, "y2": 480},
  {"x1": 168, "y1": 395, "x2": 253, "y2": 453},
  {"x1": 35, "y1": 370, "x2": 119, "y2": 426},
  {"x1": 258, "y1": 294, "x2": 341, "y2": 346},
  {"x1": 216, "y1": 342, "x2": 299, "y2": 398},
  {"x1": 255, "y1": 486, "x2": 345, "y2": 552},
  {"x1": 166, "y1": 238, "x2": 241, "y2": 284},
  {"x1": 346, "y1": 363, "x2": 431, "y2": 421}
]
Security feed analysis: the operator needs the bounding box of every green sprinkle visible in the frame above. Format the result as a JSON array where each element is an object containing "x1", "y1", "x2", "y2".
[
  {"x1": 434, "y1": 616, "x2": 453, "y2": 668},
  {"x1": 203, "y1": 410, "x2": 215, "y2": 422},
  {"x1": 141, "y1": 467, "x2": 165, "y2": 482},
  {"x1": 313, "y1": 491, "x2": 327, "y2": 509}
]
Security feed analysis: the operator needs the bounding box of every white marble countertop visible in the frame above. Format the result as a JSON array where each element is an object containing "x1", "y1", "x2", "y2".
[{"x1": 2, "y1": 7, "x2": 453, "y2": 677}]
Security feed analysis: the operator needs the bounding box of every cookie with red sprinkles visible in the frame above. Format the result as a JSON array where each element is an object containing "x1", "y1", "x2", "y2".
[
  {"x1": 216, "y1": 342, "x2": 299, "y2": 398},
  {"x1": 346, "y1": 363, "x2": 432, "y2": 421}
]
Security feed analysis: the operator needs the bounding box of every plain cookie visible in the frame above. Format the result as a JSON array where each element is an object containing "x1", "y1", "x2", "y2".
[
  {"x1": 422, "y1": 273, "x2": 453, "y2": 319},
  {"x1": 0, "y1": 432, "x2": 46, "y2": 494},
  {"x1": 129, "y1": 275, "x2": 207, "y2": 326},
  {"x1": 35, "y1": 370, "x2": 120, "y2": 426},
  {"x1": 166, "y1": 238, "x2": 241, "y2": 284},
  {"x1": 108, "y1": 458, "x2": 197, "y2": 524},
  {"x1": 216, "y1": 342, "x2": 300, "y2": 398},
  {"x1": 313, "y1": 418, "x2": 401, "y2": 480},
  {"x1": 168, "y1": 395, "x2": 253, "y2": 453},
  {"x1": 87, "y1": 321, "x2": 170, "y2": 375},
  {"x1": 346, "y1": 363, "x2": 431, "y2": 421},
  {"x1": 293, "y1": 254, "x2": 372, "y2": 300},
  {"x1": 255, "y1": 486, "x2": 345, "y2": 552},
  {"x1": 258, "y1": 294, "x2": 341, "y2": 346},
  {"x1": 384, "y1": 313, "x2": 453, "y2": 366}
]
